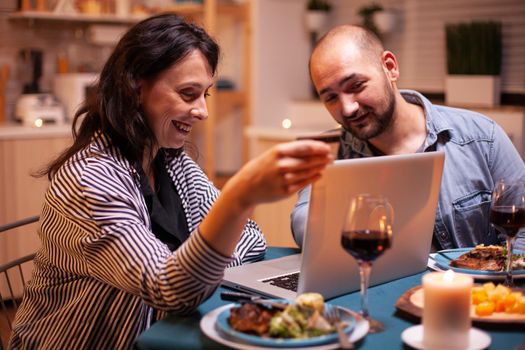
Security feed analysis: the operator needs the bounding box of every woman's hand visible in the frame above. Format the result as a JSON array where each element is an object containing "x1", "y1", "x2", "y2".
[
  {"x1": 224, "y1": 140, "x2": 333, "y2": 208},
  {"x1": 199, "y1": 140, "x2": 332, "y2": 257}
]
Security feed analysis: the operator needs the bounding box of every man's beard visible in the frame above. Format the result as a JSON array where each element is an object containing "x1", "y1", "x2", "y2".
[{"x1": 341, "y1": 86, "x2": 396, "y2": 141}]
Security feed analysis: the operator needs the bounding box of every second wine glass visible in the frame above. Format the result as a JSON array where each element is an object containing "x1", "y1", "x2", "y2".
[
  {"x1": 341, "y1": 194, "x2": 393, "y2": 333},
  {"x1": 490, "y1": 179, "x2": 525, "y2": 287}
]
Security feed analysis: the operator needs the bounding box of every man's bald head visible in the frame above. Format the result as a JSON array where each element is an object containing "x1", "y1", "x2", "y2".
[
  {"x1": 310, "y1": 25, "x2": 385, "y2": 74},
  {"x1": 307, "y1": 24, "x2": 399, "y2": 142}
]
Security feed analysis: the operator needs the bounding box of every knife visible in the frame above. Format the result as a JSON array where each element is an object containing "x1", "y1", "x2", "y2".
[{"x1": 220, "y1": 291, "x2": 288, "y2": 310}]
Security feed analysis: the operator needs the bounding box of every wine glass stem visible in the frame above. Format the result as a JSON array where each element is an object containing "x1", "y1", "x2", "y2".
[
  {"x1": 504, "y1": 236, "x2": 514, "y2": 287},
  {"x1": 358, "y1": 260, "x2": 372, "y2": 318}
]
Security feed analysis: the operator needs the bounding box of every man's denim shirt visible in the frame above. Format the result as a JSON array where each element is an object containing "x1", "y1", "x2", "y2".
[{"x1": 291, "y1": 90, "x2": 525, "y2": 251}]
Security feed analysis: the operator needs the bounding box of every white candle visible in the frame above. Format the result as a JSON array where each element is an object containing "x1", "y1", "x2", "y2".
[{"x1": 422, "y1": 270, "x2": 473, "y2": 349}]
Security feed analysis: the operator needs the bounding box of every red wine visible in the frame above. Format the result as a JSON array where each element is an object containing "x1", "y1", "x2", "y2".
[
  {"x1": 341, "y1": 230, "x2": 392, "y2": 262},
  {"x1": 490, "y1": 207, "x2": 525, "y2": 237}
]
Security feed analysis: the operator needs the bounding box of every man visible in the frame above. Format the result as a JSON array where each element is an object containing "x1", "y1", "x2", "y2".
[{"x1": 291, "y1": 25, "x2": 525, "y2": 251}]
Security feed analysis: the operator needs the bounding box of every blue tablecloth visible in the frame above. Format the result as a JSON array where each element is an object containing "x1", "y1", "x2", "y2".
[{"x1": 134, "y1": 247, "x2": 525, "y2": 349}]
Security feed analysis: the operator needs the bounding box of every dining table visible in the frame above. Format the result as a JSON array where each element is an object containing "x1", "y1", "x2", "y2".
[{"x1": 134, "y1": 247, "x2": 525, "y2": 350}]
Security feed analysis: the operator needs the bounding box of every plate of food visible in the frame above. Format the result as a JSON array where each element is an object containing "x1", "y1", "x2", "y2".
[
  {"x1": 395, "y1": 282, "x2": 525, "y2": 324},
  {"x1": 200, "y1": 293, "x2": 369, "y2": 350},
  {"x1": 432, "y1": 245, "x2": 525, "y2": 280}
]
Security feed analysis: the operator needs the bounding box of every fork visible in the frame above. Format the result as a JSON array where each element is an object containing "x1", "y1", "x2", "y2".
[{"x1": 325, "y1": 306, "x2": 355, "y2": 349}]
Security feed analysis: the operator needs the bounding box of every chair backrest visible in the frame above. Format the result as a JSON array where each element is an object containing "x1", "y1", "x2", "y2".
[{"x1": 0, "y1": 216, "x2": 39, "y2": 348}]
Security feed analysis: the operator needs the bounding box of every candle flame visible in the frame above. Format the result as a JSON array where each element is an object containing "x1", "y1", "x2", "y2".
[{"x1": 443, "y1": 269, "x2": 455, "y2": 282}]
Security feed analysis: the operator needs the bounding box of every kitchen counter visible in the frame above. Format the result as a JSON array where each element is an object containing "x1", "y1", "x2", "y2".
[{"x1": 0, "y1": 122, "x2": 73, "y2": 140}]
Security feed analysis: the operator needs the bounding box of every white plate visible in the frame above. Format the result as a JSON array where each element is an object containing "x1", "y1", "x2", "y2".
[
  {"x1": 428, "y1": 250, "x2": 525, "y2": 280},
  {"x1": 401, "y1": 325, "x2": 491, "y2": 350},
  {"x1": 408, "y1": 287, "x2": 525, "y2": 324},
  {"x1": 200, "y1": 304, "x2": 369, "y2": 350}
]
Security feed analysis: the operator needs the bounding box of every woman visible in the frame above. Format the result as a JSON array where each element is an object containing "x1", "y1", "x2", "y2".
[{"x1": 9, "y1": 14, "x2": 332, "y2": 349}]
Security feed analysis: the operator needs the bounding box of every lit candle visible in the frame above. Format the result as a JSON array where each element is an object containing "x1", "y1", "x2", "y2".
[{"x1": 422, "y1": 270, "x2": 473, "y2": 349}]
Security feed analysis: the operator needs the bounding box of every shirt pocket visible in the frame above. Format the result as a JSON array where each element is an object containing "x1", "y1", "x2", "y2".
[{"x1": 452, "y1": 190, "x2": 499, "y2": 246}]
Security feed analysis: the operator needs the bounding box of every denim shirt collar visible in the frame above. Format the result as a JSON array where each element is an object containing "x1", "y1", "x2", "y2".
[{"x1": 340, "y1": 90, "x2": 453, "y2": 157}]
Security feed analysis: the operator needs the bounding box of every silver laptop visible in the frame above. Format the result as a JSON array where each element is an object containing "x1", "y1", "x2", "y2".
[{"x1": 222, "y1": 152, "x2": 445, "y2": 300}]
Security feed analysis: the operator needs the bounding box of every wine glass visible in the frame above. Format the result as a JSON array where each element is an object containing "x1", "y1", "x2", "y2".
[
  {"x1": 341, "y1": 194, "x2": 393, "y2": 333},
  {"x1": 490, "y1": 179, "x2": 525, "y2": 287}
]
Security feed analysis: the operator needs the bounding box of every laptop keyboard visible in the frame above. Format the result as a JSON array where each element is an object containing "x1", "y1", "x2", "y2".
[{"x1": 261, "y1": 272, "x2": 300, "y2": 292}]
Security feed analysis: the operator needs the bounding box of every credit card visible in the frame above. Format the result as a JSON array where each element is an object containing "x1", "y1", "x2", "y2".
[{"x1": 296, "y1": 128, "x2": 342, "y2": 143}]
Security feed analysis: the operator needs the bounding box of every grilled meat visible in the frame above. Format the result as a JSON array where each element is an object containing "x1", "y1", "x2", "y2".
[
  {"x1": 228, "y1": 303, "x2": 278, "y2": 336},
  {"x1": 450, "y1": 245, "x2": 505, "y2": 271}
]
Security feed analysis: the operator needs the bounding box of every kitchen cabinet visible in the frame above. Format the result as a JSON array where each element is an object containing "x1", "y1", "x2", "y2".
[
  {"x1": 0, "y1": 134, "x2": 71, "y2": 223},
  {"x1": 0, "y1": 128, "x2": 72, "y2": 297},
  {"x1": 9, "y1": 0, "x2": 253, "y2": 181}
]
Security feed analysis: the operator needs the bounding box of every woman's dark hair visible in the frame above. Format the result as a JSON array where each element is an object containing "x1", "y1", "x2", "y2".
[{"x1": 38, "y1": 13, "x2": 220, "y2": 179}]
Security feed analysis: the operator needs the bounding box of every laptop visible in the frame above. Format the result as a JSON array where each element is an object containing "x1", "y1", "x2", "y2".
[{"x1": 222, "y1": 152, "x2": 445, "y2": 300}]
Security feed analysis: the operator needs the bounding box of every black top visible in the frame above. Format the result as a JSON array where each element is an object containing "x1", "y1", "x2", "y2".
[{"x1": 137, "y1": 150, "x2": 189, "y2": 251}]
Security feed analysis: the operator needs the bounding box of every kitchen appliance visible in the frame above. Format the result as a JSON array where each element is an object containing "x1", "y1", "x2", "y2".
[
  {"x1": 14, "y1": 49, "x2": 65, "y2": 126},
  {"x1": 15, "y1": 93, "x2": 65, "y2": 127},
  {"x1": 53, "y1": 73, "x2": 98, "y2": 120},
  {"x1": 18, "y1": 49, "x2": 42, "y2": 94}
]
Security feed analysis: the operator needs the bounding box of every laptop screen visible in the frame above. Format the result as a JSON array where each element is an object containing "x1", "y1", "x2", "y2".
[{"x1": 298, "y1": 152, "x2": 445, "y2": 298}]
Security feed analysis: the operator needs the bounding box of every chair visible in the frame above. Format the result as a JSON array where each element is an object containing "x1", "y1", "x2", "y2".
[{"x1": 0, "y1": 216, "x2": 39, "y2": 349}]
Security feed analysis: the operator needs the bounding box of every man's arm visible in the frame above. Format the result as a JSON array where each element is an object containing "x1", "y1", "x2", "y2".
[{"x1": 290, "y1": 185, "x2": 312, "y2": 248}]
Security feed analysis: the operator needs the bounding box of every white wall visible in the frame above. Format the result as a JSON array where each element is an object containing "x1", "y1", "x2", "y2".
[
  {"x1": 252, "y1": 0, "x2": 313, "y2": 128},
  {"x1": 251, "y1": 0, "x2": 525, "y2": 130},
  {"x1": 330, "y1": 0, "x2": 525, "y2": 93},
  {"x1": 251, "y1": 0, "x2": 402, "y2": 131}
]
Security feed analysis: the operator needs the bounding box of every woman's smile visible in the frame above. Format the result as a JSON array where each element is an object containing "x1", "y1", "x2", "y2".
[{"x1": 172, "y1": 120, "x2": 192, "y2": 134}]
